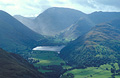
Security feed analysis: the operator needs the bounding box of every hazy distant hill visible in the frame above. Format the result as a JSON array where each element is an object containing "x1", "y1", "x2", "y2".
[
  {"x1": 34, "y1": 7, "x2": 86, "y2": 36},
  {"x1": 14, "y1": 15, "x2": 35, "y2": 30},
  {"x1": 60, "y1": 19, "x2": 120, "y2": 68},
  {"x1": 0, "y1": 48, "x2": 45, "y2": 78},
  {"x1": 15, "y1": 7, "x2": 86, "y2": 36},
  {"x1": 0, "y1": 10, "x2": 44, "y2": 52}
]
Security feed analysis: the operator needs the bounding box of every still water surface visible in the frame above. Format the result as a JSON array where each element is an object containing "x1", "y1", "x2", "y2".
[{"x1": 33, "y1": 45, "x2": 65, "y2": 52}]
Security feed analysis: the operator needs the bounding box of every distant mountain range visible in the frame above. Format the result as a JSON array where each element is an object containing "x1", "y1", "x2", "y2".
[
  {"x1": 60, "y1": 19, "x2": 120, "y2": 68},
  {"x1": 14, "y1": 7, "x2": 86, "y2": 36},
  {"x1": 0, "y1": 10, "x2": 44, "y2": 52},
  {"x1": 14, "y1": 7, "x2": 120, "y2": 41},
  {"x1": 0, "y1": 48, "x2": 44, "y2": 78}
]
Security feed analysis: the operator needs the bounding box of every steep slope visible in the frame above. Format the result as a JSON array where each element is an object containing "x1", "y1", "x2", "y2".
[
  {"x1": 0, "y1": 48, "x2": 45, "y2": 78},
  {"x1": 14, "y1": 15, "x2": 35, "y2": 30},
  {"x1": 16, "y1": 7, "x2": 86, "y2": 36},
  {"x1": 58, "y1": 17, "x2": 95, "y2": 40},
  {"x1": 0, "y1": 10, "x2": 44, "y2": 52},
  {"x1": 60, "y1": 19, "x2": 120, "y2": 68}
]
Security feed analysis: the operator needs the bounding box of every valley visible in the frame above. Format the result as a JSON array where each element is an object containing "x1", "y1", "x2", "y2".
[
  {"x1": 27, "y1": 46, "x2": 69, "y2": 78},
  {"x1": 28, "y1": 50, "x2": 65, "y2": 78},
  {"x1": 26, "y1": 45, "x2": 120, "y2": 78},
  {"x1": 1, "y1": 6, "x2": 120, "y2": 78}
]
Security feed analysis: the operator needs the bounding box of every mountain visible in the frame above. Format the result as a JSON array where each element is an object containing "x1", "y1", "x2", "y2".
[
  {"x1": 58, "y1": 17, "x2": 95, "y2": 40},
  {"x1": 0, "y1": 10, "x2": 44, "y2": 52},
  {"x1": 34, "y1": 7, "x2": 86, "y2": 36},
  {"x1": 0, "y1": 48, "x2": 45, "y2": 78},
  {"x1": 15, "y1": 7, "x2": 86, "y2": 36},
  {"x1": 60, "y1": 19, "x2": 120, "y2": 68},
  {"x1": 14, "y1": 15, "x2": 35, "y2": 30},
  {"x1": 14, "y1": 8, "x2": 120, "y2": 41}
]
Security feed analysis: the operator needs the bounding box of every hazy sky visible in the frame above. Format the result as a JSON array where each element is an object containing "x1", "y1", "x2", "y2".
[{"x1": 0, "y1": 0, "x2": 120, "y2": 17}]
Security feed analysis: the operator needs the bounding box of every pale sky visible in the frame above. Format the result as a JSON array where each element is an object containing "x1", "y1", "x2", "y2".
[{"x1": 0, "y1": 0, "x2": 120, "y2": 17}]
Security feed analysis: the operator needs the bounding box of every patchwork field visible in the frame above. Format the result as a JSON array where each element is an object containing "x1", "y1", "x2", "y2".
[
  {"x1": 28, "y1": 50, "x2": 70, "y2": 73},
  {"x1": 28, "y1": 50, "x2": 120, "y2": 78},
  {"x1": 61, "y1": 63, "x2": 120, "y2": 78}
]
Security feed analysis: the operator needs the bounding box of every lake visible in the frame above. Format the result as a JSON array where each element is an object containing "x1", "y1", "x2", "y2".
[{"x1": 32, "y1": 45, "x2": 65, "y2": 52}]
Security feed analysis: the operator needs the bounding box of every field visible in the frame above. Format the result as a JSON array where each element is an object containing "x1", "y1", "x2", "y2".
[
  {"x1": 28, "y1": 50, "x2": 70, "y2": 73},
  {"x1": 61, "y1": 63, "x2": 120, "y2": 78},
  {"x1": 28, "y1": 50, "x2": 120, "y2": 78},
  {"x1": 31, "y1": 50, "x2": 65, "y2": 65}
]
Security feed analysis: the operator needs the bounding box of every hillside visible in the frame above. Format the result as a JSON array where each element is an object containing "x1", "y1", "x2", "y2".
[
  {"x1": 60, "y1": 19, "x2": 120, "y2": 68},
  {"x1": 14, "y1": 15, "x2": 35, "y2": 30},
  {"x1": 0, "y1": 10, "x2": 44, "y2": 53},
  {"x1": 58, "y1": 17, "x2": 95, "y2": 40},
  {"x1": 0, "y1": 48, "x2": 45, "y2": 78}
]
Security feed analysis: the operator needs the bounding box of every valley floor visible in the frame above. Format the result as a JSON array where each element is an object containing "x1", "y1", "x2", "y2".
[{"x1": 27, "y1": 50, "x2": 120, "y2": 78}]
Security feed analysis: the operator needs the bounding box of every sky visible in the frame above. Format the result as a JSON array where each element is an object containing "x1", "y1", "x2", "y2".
[{"x1": 0, "y1": 0, "x2": 120, "y2": 17}]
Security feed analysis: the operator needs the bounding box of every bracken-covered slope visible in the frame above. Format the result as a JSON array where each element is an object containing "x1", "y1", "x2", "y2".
[
  {"x1": 0, "y1": 48, "x2": 45, "y2": 78},
  {"x1": 0, "y1": 10, "x2": 44, "y2": 52},
  {"x1": 60, "y1": 19, "x2": 120, "y2": 68}
]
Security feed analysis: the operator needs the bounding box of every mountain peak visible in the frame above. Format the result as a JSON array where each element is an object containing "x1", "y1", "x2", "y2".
[{"x1": 34, "y1": 7, "x2": 86, "y2": 36}]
